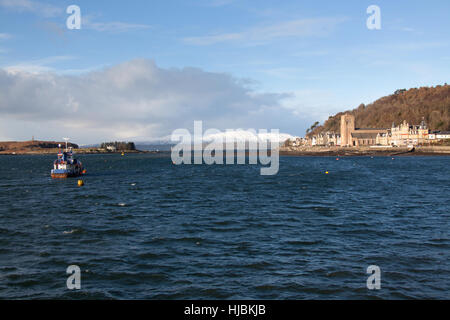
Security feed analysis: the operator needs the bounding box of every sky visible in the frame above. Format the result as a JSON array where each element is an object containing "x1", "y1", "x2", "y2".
[{"x1": 0, "y1": 0, "x2": 449, "y2": 144}]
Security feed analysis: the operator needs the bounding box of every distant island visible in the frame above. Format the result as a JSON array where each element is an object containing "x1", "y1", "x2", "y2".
[{"x1": 0, "y1": 140, "x2": 147, "y2": 155}]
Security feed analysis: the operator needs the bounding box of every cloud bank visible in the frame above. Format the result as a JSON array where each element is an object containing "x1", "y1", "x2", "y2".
[
  {"x1": 0, "y1": 0, "x2": 62, "y2": 17},
  {"x1": 0, "y1": 59, "x2": 302, "y2": 143},
  {"x1": 184, "y1": 17, "x2": 347, "y2": 45}
]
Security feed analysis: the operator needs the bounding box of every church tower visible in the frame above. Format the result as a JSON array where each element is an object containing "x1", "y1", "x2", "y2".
[{"x1": 340, "y1": 114, "x2": 355, "y2": 147}]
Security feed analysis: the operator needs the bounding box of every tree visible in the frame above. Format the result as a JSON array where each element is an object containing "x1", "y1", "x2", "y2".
[
  {"x1": 309, "y1": 121, "x2": 320, "y2": 131},
  {"x1": 100, "y1": 141, "x2": 136, "y2": 151}
]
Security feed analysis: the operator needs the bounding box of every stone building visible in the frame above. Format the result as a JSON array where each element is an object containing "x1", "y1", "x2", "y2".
[
  {"x1": 310, "y1": 132, "x2": 341, "y2": 146},
  {"x1": 340, "y1": 114, "x2": 387, "y2": 147},
  {"x1": 304, "y1": 114, "x2": 448, "y2": 148},
  {"x1": 390, "y1": 120, "x2": 429, "y2": 146},
  {"x1": 340, "y1": 114, "x2": 355, "y2": 147},
  {"x1": 324, "y1": 132, "x2": 341, "y2": 146}
]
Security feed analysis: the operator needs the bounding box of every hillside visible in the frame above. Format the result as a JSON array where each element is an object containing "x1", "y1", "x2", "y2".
[
  {"x1": 0, "y1": 140, "x2": 79, "y2": 153},
  {"x1": 309, "y1": 84, "x2": 450, "y2": 136}
]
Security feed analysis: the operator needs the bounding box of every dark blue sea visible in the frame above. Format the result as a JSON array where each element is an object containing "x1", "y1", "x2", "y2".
[{"x1": 0, "y1": 154, "x2": 449, "y2": 299}]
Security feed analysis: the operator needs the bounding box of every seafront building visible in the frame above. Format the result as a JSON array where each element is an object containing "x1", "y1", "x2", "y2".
[{"x1": 298, "y1": 114, "x2": 450, "y2": 147}]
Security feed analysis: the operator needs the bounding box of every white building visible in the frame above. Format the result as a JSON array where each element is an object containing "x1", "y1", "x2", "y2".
[{"x1": 436, "y1": 131, "x2": 450, "y2": 139}]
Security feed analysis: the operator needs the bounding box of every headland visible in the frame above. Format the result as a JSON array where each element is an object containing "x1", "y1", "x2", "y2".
[{"x1": 0, "y1": 140, "x2": 149, "y2": 155}]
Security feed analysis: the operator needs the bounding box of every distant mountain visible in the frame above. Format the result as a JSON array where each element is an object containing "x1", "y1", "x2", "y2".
[
  {"x1": 125, "y1": 131, "x2": 296, "y2": 151},
  {"x1": 309, "y1": 84, "x2": 450, "y2": 136}
]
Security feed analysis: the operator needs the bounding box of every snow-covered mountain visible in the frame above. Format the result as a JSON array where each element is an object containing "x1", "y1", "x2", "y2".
[{"x1": 81, "y1": 130, "x2": 298, "y2": 151}]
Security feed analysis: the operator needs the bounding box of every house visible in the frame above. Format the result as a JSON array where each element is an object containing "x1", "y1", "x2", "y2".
[{"x1": 436, "y1": 131, "x2": 450, "y2": 139}]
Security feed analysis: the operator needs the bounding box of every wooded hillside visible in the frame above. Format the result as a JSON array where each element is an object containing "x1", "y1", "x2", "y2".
[{"x1": 309, "y1": 84, "x2": 450, "y2": 136}]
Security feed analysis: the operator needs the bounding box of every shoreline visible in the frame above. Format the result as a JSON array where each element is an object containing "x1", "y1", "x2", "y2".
[
  {"x1": 1, "y1": 148, "x2": 450, "y2": 157},
  {"x1": 0, "y1": 148, "x2": 156, "y2": 156},
  {"x1": 279, "y1": 151, "x2": 450, "y2": 157},
  {"x1": 5, "y1": 146, "x2": 448, "y2": 157},
  {"x1": 279, "y1": 146, "x2": 450, "y2": 157}
]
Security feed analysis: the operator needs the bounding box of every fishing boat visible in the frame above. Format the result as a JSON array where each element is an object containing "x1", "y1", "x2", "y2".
[{"x1": 51, "y1": 139, "x2": 85, "y2": 179}]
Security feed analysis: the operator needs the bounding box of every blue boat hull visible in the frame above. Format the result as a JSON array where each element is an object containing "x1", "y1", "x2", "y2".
[{"x1": 51, "y1": 169, "x2": 82, "y2": 179}]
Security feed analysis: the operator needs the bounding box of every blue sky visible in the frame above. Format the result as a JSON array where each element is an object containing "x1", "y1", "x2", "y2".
[{"x1": 0, "y1": 0, "x2": 449, "y2": 143}]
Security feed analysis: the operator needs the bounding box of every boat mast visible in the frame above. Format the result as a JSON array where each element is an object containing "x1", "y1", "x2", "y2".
[{"x1": 63, "y1": 137, "x2": 70, "y2": 152}]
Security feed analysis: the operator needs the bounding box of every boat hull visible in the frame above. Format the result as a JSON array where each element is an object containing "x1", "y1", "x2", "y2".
[
  {"x1": 51, "y1": 172, "x2": 68, "y2": 179},
  {"x1": 51, "y1": 169, "x2": 82, "y2": 179}
]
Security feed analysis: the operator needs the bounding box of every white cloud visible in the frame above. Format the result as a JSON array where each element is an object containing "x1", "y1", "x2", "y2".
[
  {"x1": 184, "y1": 17, "x2": 347, "y2": 45},
  {"x1": 0, "y1": 33, "x2": 12, "y2": 40},
  {"x1": 401, "y1": 27, "x2": 415, "y2": 32},
  {"x1": 291, "y1": 50, "x2": 329, "y2": 57},
  {"x1": 3, "y1": 55, "x2": 76, "y2": 74},
  {"x1": 258, "y1": 67, "x2": 305, "y2": 80},
  {"x1": 0, "y1": 59, "x2": 305, "y2": 144},
  {"x1": 4, "y1": 64, "x2": 52, "y2": 74},
  {"x1": 75, "y1": 14, "x2": 152, "y2": 33},
  {"x1": 201, "y1": 0, "x2": 236, "y2": 7},
  {"x1": 0, "y1": 2, "x2": 150, "y2": 33},
  {"x1": 0, "y1": 0, "x2": 62, "y2": 17},
  {"x1": 84, "y1": 20, "x2": 152, "y2": 33}
]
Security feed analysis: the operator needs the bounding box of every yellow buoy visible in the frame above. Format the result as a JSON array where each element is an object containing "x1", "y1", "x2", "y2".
[
  {"x1": 77, "y1": 180, "x2": 84, "y2": 187},
  {"x1": 121, "y1": 152, "x2": 125, "y2": 156},
  {"x1": 325, "y1": 171, "x2": 329, "y2": 174}
]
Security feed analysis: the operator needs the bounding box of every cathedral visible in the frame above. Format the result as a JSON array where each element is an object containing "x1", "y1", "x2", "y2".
[{"x1": 340, "y1": 114, "x2": 387, "y2": 146}]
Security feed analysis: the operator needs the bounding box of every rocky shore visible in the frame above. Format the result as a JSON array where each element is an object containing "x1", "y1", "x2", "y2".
[{"x1": 280, "y1": 146, "x2": 450, "y2": 156}]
